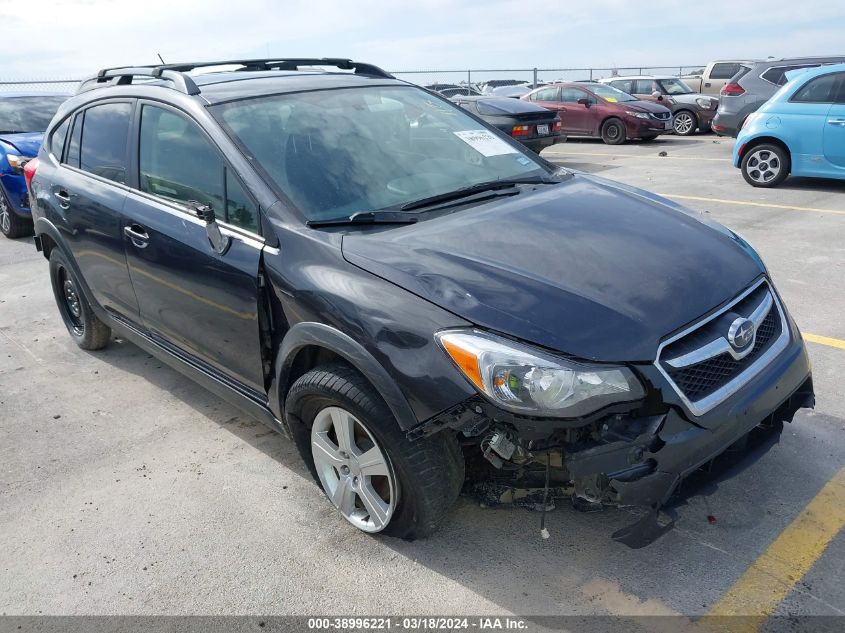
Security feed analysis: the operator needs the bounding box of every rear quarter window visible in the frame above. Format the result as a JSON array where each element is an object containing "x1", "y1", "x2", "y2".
[
  {"x1": 50, "y1": 118, "x2": 70, "y2": 159},
  {"x1": 710, "y1": 63, "x2": 742, "y2": 79},
  {"x1": 761, "y1": 64, "x2": 820, "y2": 86}
]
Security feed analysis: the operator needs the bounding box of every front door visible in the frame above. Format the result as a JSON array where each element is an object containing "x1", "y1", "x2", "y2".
[
  {"x1": 122, "y1": 102, "x2": 267, "y2": 393},
  {"x1": 558, "y1": 87, "x2": 593, "y2": 134}
]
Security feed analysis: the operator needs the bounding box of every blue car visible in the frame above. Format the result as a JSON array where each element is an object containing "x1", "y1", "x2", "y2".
[
  {"x1": 734, "y1": 63, "x2": 845, "y2": 187},
  {"x1": 1, "y1": 93, "x2": 68, "y2": 237}
]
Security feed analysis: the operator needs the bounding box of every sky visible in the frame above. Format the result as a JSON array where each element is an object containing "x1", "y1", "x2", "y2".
[{"x1": 3, "y1": 0, "x2": 845, "y2": 83}]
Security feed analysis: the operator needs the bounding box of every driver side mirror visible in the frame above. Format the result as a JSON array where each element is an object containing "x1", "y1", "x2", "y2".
[
  {"x1": 189, "y1": 201, "x2": 231, "y2": 255},
  {"x1": 652, "y1": 91, "x2": 664, "y2": 101},
  {"x1": 577, "y1": 97, "x2": 591, "y2": 108}
]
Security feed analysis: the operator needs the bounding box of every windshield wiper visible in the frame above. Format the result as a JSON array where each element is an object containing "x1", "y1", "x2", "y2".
[
  {"x1": 306, "y1": 210, "x2": 419, "y2": 228},
  {"x1": 399, "y1": 175, "x2": 559, "y2": 212}
]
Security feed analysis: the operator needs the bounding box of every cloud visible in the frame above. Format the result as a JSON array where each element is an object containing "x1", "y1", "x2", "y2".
[{"x1": 3, "y1": 0, "x2": 845, "y2": 79}]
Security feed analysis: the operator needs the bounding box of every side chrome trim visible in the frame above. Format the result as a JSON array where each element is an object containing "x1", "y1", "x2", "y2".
[
  {"x1": 665, "y1": 290, "x2": 773, "y2": 367},
  {"x1": 655, "y1": 278, "x2": 791, "y2": 417}
]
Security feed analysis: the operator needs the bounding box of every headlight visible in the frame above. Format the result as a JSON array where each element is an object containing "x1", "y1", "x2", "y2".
[
  {"x1": 696, "y1": 97, "x2": 713, "y2": 108},
  {"x1": 6, "y1": 154, "x2": 29, "y2": 174},
  {"x1": 436, "y1": 330, "x2": 645, "y2": 417},
  {"x1": 625, "y1": 110, "x2": 650, "y2": 119}
]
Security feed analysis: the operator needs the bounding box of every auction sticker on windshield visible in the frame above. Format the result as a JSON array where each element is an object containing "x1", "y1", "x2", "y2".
[{"x1": 454, "y1": 130, "x2": 519, "y2": 156}]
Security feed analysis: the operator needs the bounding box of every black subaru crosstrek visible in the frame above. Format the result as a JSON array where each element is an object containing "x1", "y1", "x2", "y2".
[{"x1": 27, "y1": 59, "x2": 813, "y2": 542}]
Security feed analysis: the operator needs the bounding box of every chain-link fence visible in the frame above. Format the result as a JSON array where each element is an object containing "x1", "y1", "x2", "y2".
[
  {"x1": 0, "y1": 65, "x2": 705, "y2": 94},
  {"x1": 0, "y1": 79, "x2": 81, "y2": 93},
  {"x1": 391, "y1": 65, "x2": 706, "y2": 89}
]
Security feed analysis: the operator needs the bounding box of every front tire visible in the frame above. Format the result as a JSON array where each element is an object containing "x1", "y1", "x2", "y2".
[
  {"x1": 741, "y1": 144, "x2": 790, "y2": 188},
  {"x1": 0, "y1": 191, "x2": 33, "y2": 239},
  {"x1": 286, "y1": 364, "x2": 465, "y2": 539},
  {"x1": 600, "y1": 118, "x2": 626, "y2": 145},
  {"x1": 48, "y1": 249, "x2": 111, "y2": 350},
  {"x1": 673, "y1": 110, "x2": 698, "y2": 136}
]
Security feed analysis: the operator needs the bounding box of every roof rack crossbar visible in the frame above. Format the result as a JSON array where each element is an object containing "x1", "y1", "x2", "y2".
[{"x1": 78, "y1": 67, "x2": 200, "y2": 95}]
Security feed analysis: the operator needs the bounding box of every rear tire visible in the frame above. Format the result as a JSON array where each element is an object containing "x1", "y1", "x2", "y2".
[
  {"x1": 600, "y1": 118, "x2": 626, "y2": 145},
  {"x1": 286, "y1": 364, "x2": 465, "y2": 539},
  {"x1": 741, "y1": 144, "x2": 790, "y2": 188},
  {"x1": 48, "y1": 249, "x2": 111, "y2": 350},
  {"x1": 0, "y1": 191, "x2": 33, "y2": 239}
]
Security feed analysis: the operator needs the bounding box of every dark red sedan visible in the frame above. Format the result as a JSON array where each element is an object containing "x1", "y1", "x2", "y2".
[{"x1": 522, "y1": 82, "x2": 673, "y2": 144}]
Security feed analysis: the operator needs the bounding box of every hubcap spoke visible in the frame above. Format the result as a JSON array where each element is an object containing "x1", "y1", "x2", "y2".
[
  {"x1": 358, "y1": 481, "x2": 390, "y2": 528},
  {"x1": 330, "y1": 408, "x2": 358, "y2": 456},
  {"x1": 358, "y1": 446, "x2": 389, "y2": 477},
  {"x1": 312, "y1": 432, "x2": 345, "y2": 467},
  {"x1": 330, "y1": 477, "x2": 357, "y2": 515}
]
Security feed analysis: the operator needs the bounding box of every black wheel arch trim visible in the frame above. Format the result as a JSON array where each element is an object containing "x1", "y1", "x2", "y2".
[{"x1": 271, "y1": 322, "x2": 419, "y2": 432}]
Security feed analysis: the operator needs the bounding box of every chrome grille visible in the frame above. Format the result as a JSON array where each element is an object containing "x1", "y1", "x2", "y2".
[{"x1": 655, "y1": 280, "x2": 790, "y2": 416}]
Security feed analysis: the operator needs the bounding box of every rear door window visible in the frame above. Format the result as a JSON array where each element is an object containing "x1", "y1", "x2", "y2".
[
  {"x1": 78, "y1": 102, "x2": 132, "y2": 183},
  {"x1": 762, "y1": 64, "x2": 820, "y2": 86},
  {"x1": 531, "y1": 87, "x2": 560, "y2": 101},
  {"x1": 791, "y1": 73, "x2": 845, "y2": 103}
]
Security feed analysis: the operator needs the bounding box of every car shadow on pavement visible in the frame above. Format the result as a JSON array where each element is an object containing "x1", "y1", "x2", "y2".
[
  {"x1": 778, "y1": 177, "x2": 845, "y2": 194},
  {"x1": 86, "y1": 337, "x2": 314, "y2": 483}
]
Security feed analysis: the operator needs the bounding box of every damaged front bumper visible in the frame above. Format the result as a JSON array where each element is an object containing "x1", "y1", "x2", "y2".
[{"x1": 562, "y1": 333, "x2": 813, "y2": 509}]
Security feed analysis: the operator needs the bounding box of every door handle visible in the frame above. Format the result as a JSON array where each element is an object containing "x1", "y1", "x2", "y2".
[
  {"x1": 54, "y1": 190, "x2": 71, "y2": 209},
  {"x1": 124, "y1": 225, "x2": 150, "y2": 248},
  {"x1": 827, "y1": 119, "x2": 845, "y2": 126}
]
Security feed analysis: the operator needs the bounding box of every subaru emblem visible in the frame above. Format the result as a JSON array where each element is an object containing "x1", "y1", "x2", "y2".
[{"x1": 728, "y1": 317, "x2": 755, "y2": 350}]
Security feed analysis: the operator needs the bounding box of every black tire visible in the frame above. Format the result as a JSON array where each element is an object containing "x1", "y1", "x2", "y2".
[
  {"x1": 48, "y1": 248, "x2": 111, "y2": 350},
  {"x1": 741, "y1": 143, "x2": 790, "y2": 188},
  {"x1": 600, "y1": 118, "x2": 626, "y2": 145},
  {"x1": 285, "y1": 363, "x2": 465, "y2": 540},
  {"x1": 672, "y1": 110, "x2": 698, "y2": 136},
  {"x1": 0, "y1": 190, "x2": 33, "y2": 239}
]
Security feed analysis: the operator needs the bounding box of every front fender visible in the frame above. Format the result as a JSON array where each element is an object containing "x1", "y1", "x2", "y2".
[{"x1": 269, "y1": 321, "x2": 420, "y2": 431}]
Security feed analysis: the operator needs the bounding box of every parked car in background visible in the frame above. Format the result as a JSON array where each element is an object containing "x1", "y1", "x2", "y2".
[
  {"x1": 523, "y1": 82, "x2": 673, "y2": 144},
  {"x1": 681, "y1": 60, "x2": 757, "y2": 96},
  {"x1": 451, "y1": 96, "x2": 563, "y2": 152},
  {"x1": 1, "y1": 93, "x2": 68, "y2": 238},
  {"x1": 600, "y1": 76, "x2": 718, "y2": 136},
  {"x1": 733, "y1": 64, "x2": 845, "y2": 187},
  {"x1": 425, "y1": 84, "x2": 482, "y2": 98},
  {"x1": 713, "y1": 56, "x2": 845, "y2": 137},
  {"x1": 479, "y1": 79, "x2": 528, "y2": 94}
]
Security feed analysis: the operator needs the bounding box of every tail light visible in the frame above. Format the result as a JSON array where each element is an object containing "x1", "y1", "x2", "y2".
[
  {"x1": 23, "y1": 157, "x2": 39, "y2": 191},
  {"x1": 552, "y1": 119, "x2": 562, "y2": 133},
  {"x1": 511, "y1": 124, "x2": 531, "y2": 138},
  {"x1": 721, "y1": 83, "x2": 745, "y2": 96}
]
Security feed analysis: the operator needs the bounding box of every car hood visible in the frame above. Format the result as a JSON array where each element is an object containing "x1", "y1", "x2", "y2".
[
  {"x1": 622, "y1": 100, "x2": 671, "y2": 114},
  {"x1": 0, "y1": 132, "x2": 43, "y2": 157},
  {"x1": 341, "y1": 174, "x2": 764, "y2": 362}
]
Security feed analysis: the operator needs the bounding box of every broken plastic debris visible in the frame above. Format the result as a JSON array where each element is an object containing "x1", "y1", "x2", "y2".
[
  {"x1": 707, "y1": 515, "x2": 717, "y2": 524},
  {"x1": 540, "y1": 527, "x2": 550, "y2": 539}
]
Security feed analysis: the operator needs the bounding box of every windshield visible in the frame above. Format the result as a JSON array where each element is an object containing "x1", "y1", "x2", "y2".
[
  {"x1": 657, "y1": 79, "x2": 694, "y2": 95},
  {"x1": 589, "y1": 84, "x2": 637, "y2": 102},
  {"x1": 214, "y1": 86, "x2": 549, "y2": 222},
  {"x1": 0, "y1": 96, "x2": 66, "y2": 133}
]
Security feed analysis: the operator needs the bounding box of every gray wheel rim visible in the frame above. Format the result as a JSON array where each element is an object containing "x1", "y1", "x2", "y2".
[
  {"x1": 606, "y1": 123, "x2": 621, "y2": 140},
  {"x1": 311, "y1": 406, "x2": 397, "y2": 533},
  {"x1": 0, "y1": 197, "x2": 9, "y2": 234},
  {"x1": 674, "y1": 112, "x2": 694, "y2": 134},
  {"x1": 746, "y1": 149, "x2": 782, "y2": 184}
]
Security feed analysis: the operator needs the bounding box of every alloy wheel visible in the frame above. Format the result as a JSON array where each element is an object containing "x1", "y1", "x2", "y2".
[
  {"x1": 673, "y1": 112, "x2": 694, "y2": 135},
  {"x1": 0, "y1": 197, "x2": 9, "y2": 235},
  {"x1": 745, "y1": 149, "x2": 782, "y2": 184},
  {"x1": 310, "y1": 406, "x2": 397, "y2": 532}
]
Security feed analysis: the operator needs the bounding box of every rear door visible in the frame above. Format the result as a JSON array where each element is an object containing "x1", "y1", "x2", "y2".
[
  {"x1": 46, "y1": 101, "x2": 141, "y2": 322},
  {"x1": 122, "y1": 101, "x2": 267, "y2": 393},
  {"x1": 823, "y1": 73, "x2": 845, "y2": 170}
]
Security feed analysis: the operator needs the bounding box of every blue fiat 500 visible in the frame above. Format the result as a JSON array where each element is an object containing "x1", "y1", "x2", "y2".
[
  {"x1": 0, "y1": 93, "x2": 68, "y2": 237},
  {"x1": 734, "y1": 63, "x2": 845, "y2": 187}
]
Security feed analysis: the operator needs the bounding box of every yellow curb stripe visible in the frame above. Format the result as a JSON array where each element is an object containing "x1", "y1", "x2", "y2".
[
  {"x1": 803, "y1": 333, "x2": 845, "y2": 350},
  {"x1": 704, "y1": 466, "x2": 845, "y2": 632},
  {"x1": 659, "y1": 194, "x2": 845, "y2": 216}
]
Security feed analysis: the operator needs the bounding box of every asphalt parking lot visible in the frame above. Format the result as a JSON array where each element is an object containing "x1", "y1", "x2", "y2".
[{"x1": 1, "y1": 135, "x2": 844, "y2": 626}]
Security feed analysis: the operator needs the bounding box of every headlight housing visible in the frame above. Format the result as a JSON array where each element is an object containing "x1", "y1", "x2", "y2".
[
  {"x1": 436, "y1": 330, "x2": 645, "y2": 417},
  {"x1": 625, "y1": 110, "x2": 650, "y2": 120},
  {"x1": 696, "y1": 97, "x2": 714, "y2": 108},
  {"x1": 6, "y1": 154, "x2": 29, "y2": 174}
]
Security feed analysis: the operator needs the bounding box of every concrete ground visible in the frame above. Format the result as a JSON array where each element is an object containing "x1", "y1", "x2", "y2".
[{"x1": 1, "y1": 135, "x2": 844, "y2": 624}]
